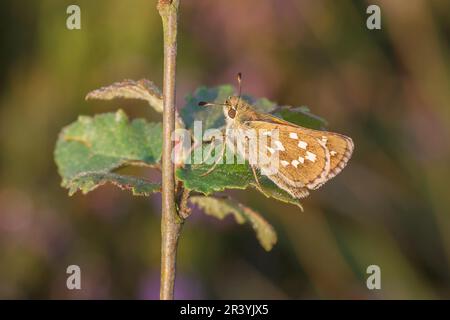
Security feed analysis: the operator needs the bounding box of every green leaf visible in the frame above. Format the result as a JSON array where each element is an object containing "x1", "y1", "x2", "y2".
[
  {"x1": 254, "y1": 176, "x2": 304, "y2": 211},
  {"x1": 65, "y1": 172, "x2": 161, "y2": 196},
  {"x1": 85, "y1": 79, "x2": 185, "y2": 129},
  {"x1": 181, "y1": 84, "x2": 325, "y2": 131},
  {"x1": 245, "y1": 96, "x2": 278, "y2": 113},
  {"x1": 273, "y1": 106, "x2": 327, "y2": 130},
  {"x1": 176, "y1": 144, "x2": 303, "y2": 210},
  {"x1": 55, "y1": 110, "x2": 162, "y2": 194},
  {"x1": 180, "y1": 85, "x2": 235, "y2": 131},
  {"x1": 177, "y1": 161, "x2": 253, "y2": 194},
  {"x1": 86, "y1": 79, "x2": 163, "y2": 113},
  {"x1": 176, "y1": 143, "x2": 253, "y2": 194},
  {"x1": 243, "y1": 94, "x2": 326, "y2": 129},
  {"x1": 190, "y1": 196, "x2": 277, "y2": 251}
]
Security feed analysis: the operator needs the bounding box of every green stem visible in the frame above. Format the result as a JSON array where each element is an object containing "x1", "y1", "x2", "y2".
[{"x1": 157, "y1": 0, "x2": 182, "y2": 300}]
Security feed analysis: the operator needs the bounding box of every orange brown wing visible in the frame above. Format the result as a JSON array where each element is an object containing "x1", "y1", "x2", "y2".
[{"x1": 247, "y1": 120, "x2": 353, "y2": 198}]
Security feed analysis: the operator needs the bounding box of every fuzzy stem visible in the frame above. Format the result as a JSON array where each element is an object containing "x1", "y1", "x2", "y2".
[{"x1": 157, "y1": 0, "x2": 182, "y2": 300}]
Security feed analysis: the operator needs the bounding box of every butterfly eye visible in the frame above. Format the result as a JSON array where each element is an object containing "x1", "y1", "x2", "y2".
[{"x1": 228, "y1": 108, "x2": 236, "y2": 119}]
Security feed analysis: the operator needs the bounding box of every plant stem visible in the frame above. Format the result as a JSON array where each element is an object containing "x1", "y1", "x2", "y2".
[{"x1": 157, "y1": 0, "x2": 182, "y2": 300}]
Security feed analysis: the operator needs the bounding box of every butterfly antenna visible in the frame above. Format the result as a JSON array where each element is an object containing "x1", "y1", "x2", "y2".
[
  {"x1": 237, "y1": 72, "x2": 243, "y2": 105},
  {"x1": 198, "y1": 101, "x2": 226, "y2": 107},
  {"x1": 199, "y1": 73, "x2": 243, "y2": 107}
]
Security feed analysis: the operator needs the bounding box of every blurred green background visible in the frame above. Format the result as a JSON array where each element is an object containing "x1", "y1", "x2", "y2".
[{"x1": 1, "y1": 0, "x2": 450, "y2": 299}]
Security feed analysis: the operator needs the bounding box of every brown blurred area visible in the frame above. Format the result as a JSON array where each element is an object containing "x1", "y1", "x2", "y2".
[{"x1": 1, "y1": 0, "x2": 450, "y2": 299}]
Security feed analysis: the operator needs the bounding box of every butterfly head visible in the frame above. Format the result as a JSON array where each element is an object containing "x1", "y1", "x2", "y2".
[
  {"x1": 223, "y1": 95, "x2": 251, "y2": 120},
  {"x1": 198, "y1": 73, "x2": 255, "y2": 123}
]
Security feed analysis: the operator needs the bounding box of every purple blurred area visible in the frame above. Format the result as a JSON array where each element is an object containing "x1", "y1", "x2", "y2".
[{"x1": 1, "y1": 0, "x2": 450, "y2": 299}]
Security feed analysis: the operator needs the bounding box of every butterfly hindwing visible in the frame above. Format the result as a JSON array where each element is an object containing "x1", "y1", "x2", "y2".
[
  {"x1": 247, "y1": 120, "x2": 353, "y2": 197},
  {"x1": 305, "y1": 130, "x2": 354, "y2": 180},
  {"x1": 256, "y1": 114, "x2": 354, "y2": 178}
]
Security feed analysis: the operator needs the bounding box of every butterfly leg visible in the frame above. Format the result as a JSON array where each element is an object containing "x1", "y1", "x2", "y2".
[
  {"x1": 251, "y1": 165, "x2": 263, "y2": 191},
  {"x1": 200, "y1": 131, "x2": 226, "y2": 177},
  {"x1": 201, "y1": 135, "x2": 216, "y2": 164}
]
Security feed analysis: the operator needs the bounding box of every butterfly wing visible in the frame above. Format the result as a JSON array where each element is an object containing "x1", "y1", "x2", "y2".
[
  {"x1": 253, "y1": 115, "x2": 354, "y2": 180},
  {"x1": 247, "y1": 120, "x2": 353, "y2": 198},
  {"x1": 305, "y1": 130, "x2": 354, "y2": 180}
]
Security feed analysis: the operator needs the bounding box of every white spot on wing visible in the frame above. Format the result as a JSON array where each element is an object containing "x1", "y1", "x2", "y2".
[
  {"x1": 262, "y1": 131, "x2": 272, "y2": 136},
  {"x1": 266, "y1": 146, "x2": 275, "y2": 154},
  {"x1": 330, "y1": 150, "x2": 337, "y2": 156},
  {"x1": 291, "y1": 159, "x2": 299, "y2": 168},
  {"x1": 298, "y1": 156, "x2": 304, "y2": 164},
  {"x1": 281, "y1": 160, "x2": 289, "y2": 167},
  {"x1": 298, "y1": 141, "x2": 308, "y2": 149},
  {"x1": 274, "y1": 140, "x2": 285, "y2": 151},
  {"x1": 289, "y1": 132, "x2": 298, "y2": 139},
  {"x1": 305, "y1": 151, "x2": 316, "y2": 162}
]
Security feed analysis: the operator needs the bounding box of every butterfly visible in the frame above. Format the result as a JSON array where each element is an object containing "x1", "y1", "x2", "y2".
[{"x1": 199, "y1": 74, "x2": 354, "y2": 199}]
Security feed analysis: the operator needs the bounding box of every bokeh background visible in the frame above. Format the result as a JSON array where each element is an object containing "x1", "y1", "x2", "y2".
[{"x1": 1, "y1": 0, "x2": 450, "y2": 299}]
